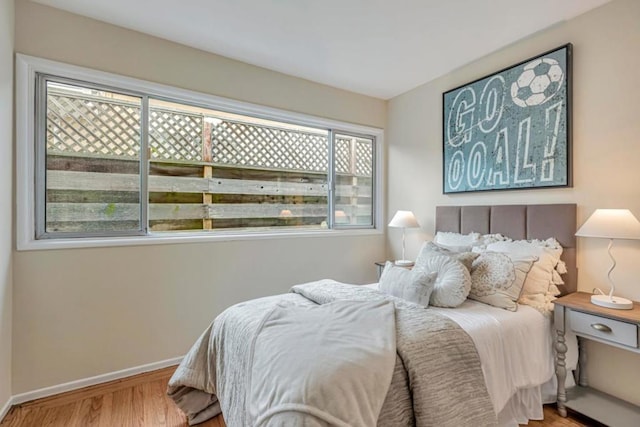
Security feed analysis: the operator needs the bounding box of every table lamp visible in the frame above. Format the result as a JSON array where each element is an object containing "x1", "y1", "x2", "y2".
[
  {"x1": 388, "y1": 210, "x2": 420, "y2": 266},
  {"x1": 575, "y1": 209, "x2": 640, "y2": 310}
]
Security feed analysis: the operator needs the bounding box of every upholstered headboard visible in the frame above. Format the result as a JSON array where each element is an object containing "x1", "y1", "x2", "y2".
[{"x1": 435, "y1": 204, "x2": 577, "y2": 295}]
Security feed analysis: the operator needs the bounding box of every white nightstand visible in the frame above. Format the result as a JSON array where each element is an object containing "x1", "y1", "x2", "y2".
[{"x1": 554, "y1": 292, "x2": 640, "y2": 426}]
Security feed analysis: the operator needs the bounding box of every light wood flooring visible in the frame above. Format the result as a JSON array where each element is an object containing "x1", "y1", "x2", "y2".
[{"x1": 0, "y1": 366, "x2": 600, "y2": 426}]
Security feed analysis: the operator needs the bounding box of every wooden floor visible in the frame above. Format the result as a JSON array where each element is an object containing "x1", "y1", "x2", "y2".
[{"x1": 0, "y1": 366, "x2": 599, "y2": 427}]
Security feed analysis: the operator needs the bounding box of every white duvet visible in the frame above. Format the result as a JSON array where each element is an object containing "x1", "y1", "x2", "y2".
[
  {"x1": 435, "y1": 300, "x2": 558, "y2": 426},
  {"x1": 365, "y1": 284, "x2": 578, "y2": 426}
]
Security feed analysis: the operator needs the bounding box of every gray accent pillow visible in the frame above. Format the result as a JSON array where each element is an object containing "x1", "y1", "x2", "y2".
[
  {"x1": 469, "y1": 252, "x2": 537, "y2": 311},
  {"x1": 378, "y1": 262, "x2": 437, "y2": 308},
  {"x1": 416, "y1": 241, "x2": 479, "y2": 272},
  {"x1": 414, "y1": 252, "x2": 471, "y2": 308}
]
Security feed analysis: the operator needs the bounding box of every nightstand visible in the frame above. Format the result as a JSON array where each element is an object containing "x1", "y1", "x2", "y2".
[
  {"x1": 374, "y1": 261, "x2": 413, "y2": 280},
  {"x1": 554, "y1": 292, "x2": 640, "y2": 426}
]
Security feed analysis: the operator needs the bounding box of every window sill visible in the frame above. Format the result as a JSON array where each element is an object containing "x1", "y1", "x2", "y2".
[{"x1": 17, "y1": 228, "x2": 384, "y2": 251}]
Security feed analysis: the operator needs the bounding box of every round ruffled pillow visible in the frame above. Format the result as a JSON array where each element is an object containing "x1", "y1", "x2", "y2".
[{"x1": 415, "y1": 253, "x2": 471, "y2": 307}]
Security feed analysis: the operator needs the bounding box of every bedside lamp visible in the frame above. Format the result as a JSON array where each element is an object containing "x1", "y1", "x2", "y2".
[
  {"x1": 576, "y1": 209, "x2": 640, "y2": 310},
  {"x1": 388, "y1": 210, "x2": 420, "y2": 266}
]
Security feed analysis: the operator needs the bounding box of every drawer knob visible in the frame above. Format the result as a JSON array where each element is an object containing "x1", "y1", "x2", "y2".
[{"x1": 591, "y1": 323, "x2": 612, "y2": 333}]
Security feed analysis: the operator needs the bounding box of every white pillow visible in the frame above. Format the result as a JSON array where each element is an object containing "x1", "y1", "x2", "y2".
[
  {"x1": 434, "y1": 231, "x2": 481, "y2": 250},
  {"x1": 414, "y1": 252, "x2": 471, "y2": 308},
  {"x1": 481, "y1": 239, "x2": 563, "y2": 310},
  {"x1": 469, "y1": 252, "x2": 536, "y2": 311},
  {"x1": 378, "y1": 262, "x2": 437, "y2": 308}
]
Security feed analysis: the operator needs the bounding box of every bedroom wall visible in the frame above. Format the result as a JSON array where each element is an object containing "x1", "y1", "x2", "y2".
[
  {"x1": 12, "y1": 0, "x2": 386, "y2": 393},
  {"x1": 0, "y1": 0, "x2": 14, "y2": 410},
  {"x1": 387, "y1": 0, "x2": 640, "y2": 406}
]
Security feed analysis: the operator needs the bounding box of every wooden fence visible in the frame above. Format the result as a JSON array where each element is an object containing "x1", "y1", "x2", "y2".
[
  {"x1": 45, "y1": 155, "x2": 372, "y2": 232},
  {"x1": 44, "y1": 86, "x2": 373, "y2": 233}
]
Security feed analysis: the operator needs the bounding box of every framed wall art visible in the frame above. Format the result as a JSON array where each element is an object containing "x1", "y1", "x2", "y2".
[{"x1": 442, "y1": 44, "x2": 572, "y2": 194}]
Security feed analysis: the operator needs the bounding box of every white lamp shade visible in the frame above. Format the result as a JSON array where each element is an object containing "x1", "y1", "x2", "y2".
[
  {"x1": 388, "y1": 210, "x2": 420, "y2": 228},
  {"x1": 576, "y1": 209, "x2": 640, "y2": 240}
]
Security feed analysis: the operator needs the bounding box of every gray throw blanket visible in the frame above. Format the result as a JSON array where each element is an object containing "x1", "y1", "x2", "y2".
[{"x1": 168, "y1": 280, "x2": 497, "y2": 426}]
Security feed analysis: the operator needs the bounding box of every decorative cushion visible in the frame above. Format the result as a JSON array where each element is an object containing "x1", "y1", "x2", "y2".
[
  {"x1": 469, "y1": 252, "x2": 537, "y2": 311},
  {"x1": 378, "y1": 262, "x2": 436, "y2": 308},
  {"x1": 482, "y1": 239, "x2": 563, "y2": 312},
  {"x1": 414, "y1": 252, "x2": 471, "y2": 308},
  {"x1": 416, "y1": 241, "x2": 479, "y2": 272}
]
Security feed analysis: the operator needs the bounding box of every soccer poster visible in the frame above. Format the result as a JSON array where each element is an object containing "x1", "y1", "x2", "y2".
[{"x1": 442, "y1": 44, "x2": 572, "y2": 194}]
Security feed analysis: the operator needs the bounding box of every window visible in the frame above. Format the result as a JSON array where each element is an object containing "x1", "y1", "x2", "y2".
[
  {"x1": 41, "y1": 80, "x2": 144, "y2": 236},
  {"x1": 17, "y1": 55, "x2": 382, "y2": 249}
]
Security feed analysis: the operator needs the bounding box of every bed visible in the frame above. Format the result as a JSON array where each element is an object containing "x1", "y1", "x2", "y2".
[{"x1": 168, "y1": 203, "x2": 578, "y2": 427}]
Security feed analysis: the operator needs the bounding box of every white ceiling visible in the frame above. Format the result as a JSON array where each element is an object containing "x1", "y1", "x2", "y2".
[{"x1": 33, "y1": 0, "x2": 610, "y2": 99}]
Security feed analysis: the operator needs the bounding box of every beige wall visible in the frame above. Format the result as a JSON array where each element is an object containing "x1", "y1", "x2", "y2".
[
  {"x1": 14, "y1": 0, "x2": 385, "y2": 127},
  {"x1": 387, "y1": 0, "x2": 640, "y2": 406},
  {"x1": 12, "y1": 0, "x2": 386, "y2": 393},
  {"x1": 0, "y1": 0, "x2": 14, "y2": 409}
]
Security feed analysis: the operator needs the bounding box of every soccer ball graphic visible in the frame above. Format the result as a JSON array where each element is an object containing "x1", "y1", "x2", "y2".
[{"x1": 510, "y1": 58, "x2": 564, "y2": 107}]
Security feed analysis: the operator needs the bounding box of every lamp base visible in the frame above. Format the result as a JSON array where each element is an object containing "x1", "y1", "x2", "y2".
[
  {"x1": 590, "y1": 294, "x2": 633, "y2": 310},
  {"x1": 394, "y1": 260, "x2": 414, "y2": 267}
]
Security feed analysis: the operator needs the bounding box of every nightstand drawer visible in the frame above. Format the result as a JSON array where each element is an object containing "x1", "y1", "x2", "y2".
[{"x1": 569, "y1": 310, "x2": 638, "y2": 348}]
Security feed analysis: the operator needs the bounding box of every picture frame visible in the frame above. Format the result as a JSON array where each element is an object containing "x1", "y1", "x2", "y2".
[{"x1": 442, "y1": 44, "x2": 572, "y2": 194}]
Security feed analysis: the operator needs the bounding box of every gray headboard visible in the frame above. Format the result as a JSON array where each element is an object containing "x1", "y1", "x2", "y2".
[{"x1": 435, "y1": 204, "x2": 577, "y2": 295}]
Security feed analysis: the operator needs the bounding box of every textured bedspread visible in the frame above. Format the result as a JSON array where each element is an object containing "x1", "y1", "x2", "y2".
[{"x1": 168, "y1": 280, "x2": 497, "y2": 426}]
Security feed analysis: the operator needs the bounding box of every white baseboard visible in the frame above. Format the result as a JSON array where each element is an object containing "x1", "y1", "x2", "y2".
[
  {"x1": 10, "y1": 356, "x2": 183, "y2": 406},
  {"x1": 0, "y1": 396, "x2": 14, "y2": 423}
]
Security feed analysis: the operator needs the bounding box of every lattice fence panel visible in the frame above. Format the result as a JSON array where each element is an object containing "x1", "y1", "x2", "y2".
[
  {"x1": 149, "y1": 109, "x2": 202, "y2": 161},
  {"x1": 46, "y1": 87, "x2": 368, "y2": 174},
  {"x1": 47, "y1": 92, "x2": 141, "y2": 158},
  {"x1": 211, "y1": 121, "x2": 329, "y2": 172},
  {"x1": 355, "y1": 140, "x2": 373, "y2": 176},
  {"x1": 335, "y1": 137, "x2": 351, "y2": 174}
]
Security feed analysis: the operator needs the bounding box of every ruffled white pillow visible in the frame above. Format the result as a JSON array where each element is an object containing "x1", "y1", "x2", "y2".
[
  {"x1": 414, "y1": 252, "x2": 471, "y2": 308},
  {"x1": 480, "y1": 238, "x2": 563, "y2": 313}
]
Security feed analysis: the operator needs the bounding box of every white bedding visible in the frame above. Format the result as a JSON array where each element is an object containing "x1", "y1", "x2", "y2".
[
  {"x1": 170, "y1": 281, "x2": 499, "y2": 426},
  {"x1": 364, "y1": 283, "x2": 578, "y2": 426},
  {"x1": 433, "y1": 300, "x2": 551, "y2": 414}
]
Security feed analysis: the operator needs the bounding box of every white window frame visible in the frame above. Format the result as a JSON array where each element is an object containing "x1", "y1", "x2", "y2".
[{"x1": 16, "y1": 54, "x2": 384, "y2": 251}]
